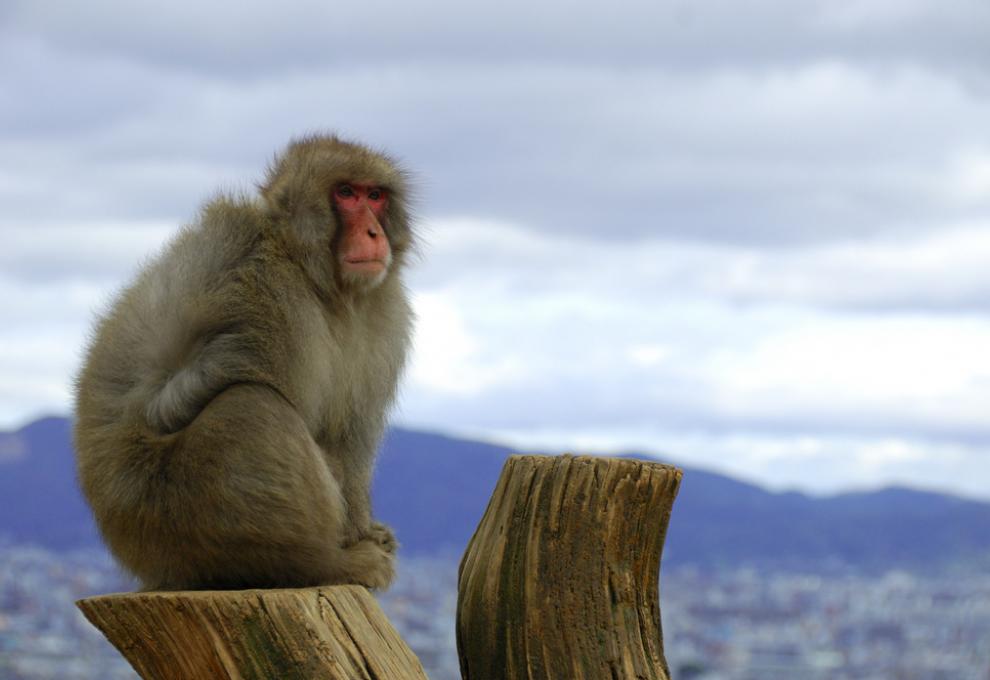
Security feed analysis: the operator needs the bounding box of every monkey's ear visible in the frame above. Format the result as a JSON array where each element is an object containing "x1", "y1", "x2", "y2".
[
  {"x1": 259, "y1": 154, "x2": 332, "y2": 233},
  {"x1": 258, "y1": 162, "x2": 298, "y2": 220},
  {"x1": 258, "y1": 161, "x2": 337, "y2": 250}
]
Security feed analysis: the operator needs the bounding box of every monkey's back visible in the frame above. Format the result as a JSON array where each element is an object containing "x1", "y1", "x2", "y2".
[
  {"x1": 73, "y1": 198, "x2": 301, "y2": 579},
  {"x1": 75, "y1": 198, "x2": 267, "y2": 431}
]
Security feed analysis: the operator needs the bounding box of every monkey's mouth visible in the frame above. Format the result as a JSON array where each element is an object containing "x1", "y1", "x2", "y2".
[{"x1": 342, "y1": 258, "x2": 386, "y2": 273}]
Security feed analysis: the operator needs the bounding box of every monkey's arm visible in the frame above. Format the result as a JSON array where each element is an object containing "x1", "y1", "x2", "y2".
[
  {"x1": 145, "y1": 329, "x2": 275, "y2": 433},
  {"x1": 341, "y1": 457, "x2": 375, "y2": 543},
  {"x1": 329, "y1": 438, "x2": 396, "y2": 553},
  {"x1": 344, "y1": 473, "x2": 397, "y2": 553}
]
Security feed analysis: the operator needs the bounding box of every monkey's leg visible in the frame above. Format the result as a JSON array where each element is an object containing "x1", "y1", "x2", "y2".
[{"x1": 141, "y1": 383, "x2": 394, "y2": 591}]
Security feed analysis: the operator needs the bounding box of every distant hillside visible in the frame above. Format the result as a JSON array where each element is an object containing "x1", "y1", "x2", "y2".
[
  {"x1": 0, "y1": 417, "x2": 99, "y2": 548},
  {"x1": 3, "y1": 416, "x2": 990, "y2": 570}
]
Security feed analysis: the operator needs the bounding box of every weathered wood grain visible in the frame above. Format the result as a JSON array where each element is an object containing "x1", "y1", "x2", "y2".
[
  {"x1": 457, "y1": 454, "x2": 682, "y2": 680},
  {"x1": 77, "y1": 585, "x2": 428, "y2": 680}
]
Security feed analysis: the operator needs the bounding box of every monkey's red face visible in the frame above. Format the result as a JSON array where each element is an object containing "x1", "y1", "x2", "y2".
[{"x1": 333, "y1": 183, "x2": 392, "y2": 289}]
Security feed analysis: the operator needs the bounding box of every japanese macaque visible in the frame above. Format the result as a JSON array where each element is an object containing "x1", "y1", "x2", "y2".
[{"x1": 74, "y1": 135, "x2": 414, "y2": 591}]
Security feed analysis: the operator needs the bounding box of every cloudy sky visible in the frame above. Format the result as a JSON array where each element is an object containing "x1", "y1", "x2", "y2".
[{"x1": 2, "y1": 0, "x2": 989, "y2": 498}]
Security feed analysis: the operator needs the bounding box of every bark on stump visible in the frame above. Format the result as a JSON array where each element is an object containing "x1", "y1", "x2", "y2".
[
  {"x1": 457, "y1": 454, "x2": 682, "y2": 680},
  {"x1": 76, "y1": 585, "x2": 428, "y2": 680}
]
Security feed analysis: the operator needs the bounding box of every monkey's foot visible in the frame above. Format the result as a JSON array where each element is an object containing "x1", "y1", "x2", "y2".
[
  {"x1": 342, "y1": 539, "x2": 395, "y2": 590},
  {"x1": 366, "y1": 521, "x2": 398, "y2": 554}
]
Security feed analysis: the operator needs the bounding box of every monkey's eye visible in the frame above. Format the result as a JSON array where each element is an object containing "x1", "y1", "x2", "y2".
[
  {"x1": 336, "y1": 185, "x2": 355, "y2": 198},
  {"x1": 367, "y1": 188, "x2": 384, "y2": 201}
]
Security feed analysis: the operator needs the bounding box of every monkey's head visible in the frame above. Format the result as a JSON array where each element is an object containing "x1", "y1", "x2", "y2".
[{"x1": 260, "y1": 135, "x2": 414, "y2": 296}]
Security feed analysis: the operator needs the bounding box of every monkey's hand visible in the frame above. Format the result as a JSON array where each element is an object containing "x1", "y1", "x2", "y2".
[
  {"x1": 366, "y1": 521, "x2": 398, "y2": 555},
  {"x1": 145, "y1": 374, "x2": 200, "y2": 433}
]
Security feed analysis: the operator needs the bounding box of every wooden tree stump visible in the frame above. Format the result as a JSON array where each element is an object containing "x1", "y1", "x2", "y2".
[
  {"x1": 457, "y1": 454, "x2": 682, "y2": 680},
  {"x1": 77, "y1": 585, "x2": 429, "y2": 680}
]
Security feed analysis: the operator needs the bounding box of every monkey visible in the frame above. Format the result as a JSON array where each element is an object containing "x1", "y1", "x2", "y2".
[{"x1": 73, "y1": 134, "x2": 414, "y2": 591}]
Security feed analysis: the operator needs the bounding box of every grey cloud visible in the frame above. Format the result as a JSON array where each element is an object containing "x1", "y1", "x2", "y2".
[
  {"x1": 0, "y1": 222, "x2": 173, "y2": 283},
  {"x1": 7, "y1": 0, "x2": 988, "y2": 78},
  {"x1": 404, "y1": 283, "x2": 990, "y2": 447},
  {"x1": 0, "y1": 35, "x2": 157, "y2": 138},
  {"x1": 410, "y1": 220, "x2": 990, "y2": 315},
  {"x1": 3, "y1": 56, "x2": 986, "y2": 246},
  {"x1": 1, "y1": 0, "x2": 988, "y2": 499},
  {"x1": 399, "y1": 373, "x2": 990, "y2": 448}
]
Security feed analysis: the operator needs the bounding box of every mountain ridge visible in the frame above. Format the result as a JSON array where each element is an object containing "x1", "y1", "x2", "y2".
[{"x1": 2, "y1": 416, "x2": 988, "y2": 570}]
